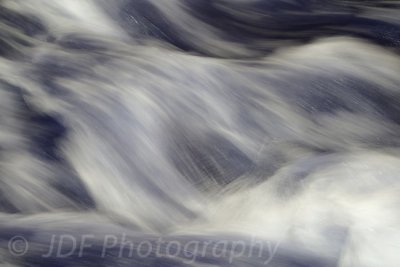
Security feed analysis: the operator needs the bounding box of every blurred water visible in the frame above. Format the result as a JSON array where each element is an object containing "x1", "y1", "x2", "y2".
[{"x1": 0, "y1": 1, "x2": 400, "y2": 266}]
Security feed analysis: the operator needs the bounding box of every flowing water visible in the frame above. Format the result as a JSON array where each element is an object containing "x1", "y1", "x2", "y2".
[{"x1": 0, "y1": 1, "x2": 400, "y2": 266}]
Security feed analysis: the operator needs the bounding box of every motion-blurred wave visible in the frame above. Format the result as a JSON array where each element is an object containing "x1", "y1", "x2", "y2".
[{"x1": 0, "y1": 1, "x2": 400, "y2": 266}]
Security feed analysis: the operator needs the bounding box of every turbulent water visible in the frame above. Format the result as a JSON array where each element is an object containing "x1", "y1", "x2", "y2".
[{"x1": 0, "y1": 1, "x2": 400, "y2": 266}]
